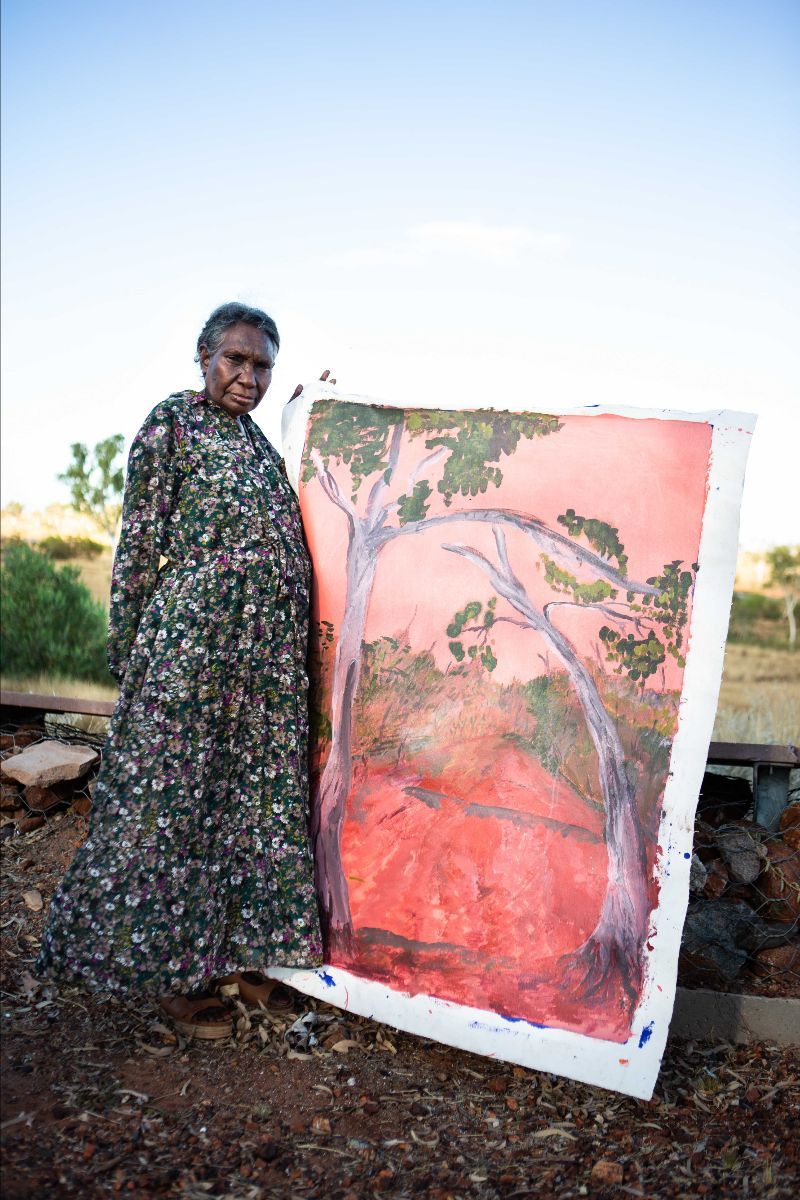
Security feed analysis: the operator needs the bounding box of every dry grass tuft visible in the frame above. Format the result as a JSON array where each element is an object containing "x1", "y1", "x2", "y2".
[{"x1": 713, "y1": 644, "x2": 800, "y2": 745}]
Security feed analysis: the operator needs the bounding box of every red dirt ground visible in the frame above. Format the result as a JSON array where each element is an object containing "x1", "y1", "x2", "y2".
[{"x1": 2, "y1": 810, "x2": 799, "y2": 1199}]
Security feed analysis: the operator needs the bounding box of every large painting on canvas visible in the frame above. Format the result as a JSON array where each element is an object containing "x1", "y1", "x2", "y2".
[{"x1": 276, "y1": 391, "x2": 752, "y2": 1098}]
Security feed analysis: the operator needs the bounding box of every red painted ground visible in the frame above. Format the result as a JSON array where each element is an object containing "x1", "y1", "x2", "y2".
[{"x1": 333, "y1": 735, "x2": 636, "y2": 1042}]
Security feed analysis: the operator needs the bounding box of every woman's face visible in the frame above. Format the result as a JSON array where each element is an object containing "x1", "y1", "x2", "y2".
[{"x1": 199, "y1": 322, "x2": 275, "y2": 417}]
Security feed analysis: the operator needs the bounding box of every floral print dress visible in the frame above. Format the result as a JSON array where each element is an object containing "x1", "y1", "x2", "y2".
[{"x1": 37, "y1": 391, "x2": 323, "y2": 994}]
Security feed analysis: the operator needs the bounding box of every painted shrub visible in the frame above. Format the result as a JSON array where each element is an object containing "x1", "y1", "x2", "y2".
[{"x1": 299, "y1": 402, "x2": 711, "y2": 1043}]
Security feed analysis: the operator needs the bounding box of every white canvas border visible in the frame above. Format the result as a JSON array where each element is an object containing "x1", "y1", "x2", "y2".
[{"x1": 279, "y1": 386, "x2": 755, "y2": 1100}]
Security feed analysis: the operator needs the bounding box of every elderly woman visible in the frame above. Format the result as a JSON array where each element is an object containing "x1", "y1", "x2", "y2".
[{"x1": 37, "y1": 302, "x2": 323, "y2": 1036}]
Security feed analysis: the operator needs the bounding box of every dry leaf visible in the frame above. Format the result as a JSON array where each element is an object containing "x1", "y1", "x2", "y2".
[
  {"x1": 311, "y1": 1116, "x2": 332, "y2": 1135},
  {"x1": 410, "y1": 1130, "x2": 439, "y2": 1146},
  {"x1": 331, "y1": 1039, "x2": 361, "y2": 1053},
  {"x1": 591, "y1": 1159, "x2": 624, "y2": 1185},
  {"x1": 18, "y1": 971, "x2": 40, "y2": 999},
  {"x1": 532, "y1": 1127, "x2": 578, "y2": 1141}
]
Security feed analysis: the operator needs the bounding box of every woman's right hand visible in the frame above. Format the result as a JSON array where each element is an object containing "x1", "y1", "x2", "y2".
[{"x1": 290, "y1": 370, "x2": 337, "y2": 403}]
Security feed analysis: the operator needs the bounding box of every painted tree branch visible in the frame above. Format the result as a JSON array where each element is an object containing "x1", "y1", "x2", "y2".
[
  {"x1": 408, "y1": 445, "x2": 447, "y2": 489},
  {"x1": 544, "y1": 599, "x2": 648, "y2": 635},
  {"x1": 385, "y1": 508, "x2": 659, "y2": 597},
  {"x1": 366, "y1": 419, "x2": 406, "y2": 527},
  {"x1": 309, "y1": 449, "x2": 358, "y2": 531},
  {"x1": 443, "y1": 529, "x2": 651, "y2": 1006}
]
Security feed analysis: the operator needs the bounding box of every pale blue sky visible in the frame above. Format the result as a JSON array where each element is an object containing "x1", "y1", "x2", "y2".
[{"x1": 2, "y1": 1, "x2": 798, "y2": 548}]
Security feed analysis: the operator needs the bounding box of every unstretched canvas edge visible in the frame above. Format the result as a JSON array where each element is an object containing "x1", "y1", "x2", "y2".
[{"x1": 277, "y1": 387, "x2": 755, "y2": 1099}]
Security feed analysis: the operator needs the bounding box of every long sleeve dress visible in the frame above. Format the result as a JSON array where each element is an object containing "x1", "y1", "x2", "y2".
[{"x1": 37, "y1": 391, "x2": 323, "y2": 994}]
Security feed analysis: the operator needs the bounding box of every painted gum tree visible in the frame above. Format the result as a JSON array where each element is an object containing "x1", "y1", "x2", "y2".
[
  {"x1": 443, "y1": 518, "x2": 696, "y2": 1005},
  {"x1": 302, "y1": 402, "x2": 670, "y2": 958}
]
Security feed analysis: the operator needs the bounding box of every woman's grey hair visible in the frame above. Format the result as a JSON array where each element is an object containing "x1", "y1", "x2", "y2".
[{"x1": 195, "y1": 302, "x2": 280, "y2": 362}]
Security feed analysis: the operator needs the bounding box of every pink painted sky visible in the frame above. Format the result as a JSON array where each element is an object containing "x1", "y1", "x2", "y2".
[{"x1": 301, "y1": 411, "x2": 712, "y2": 687}]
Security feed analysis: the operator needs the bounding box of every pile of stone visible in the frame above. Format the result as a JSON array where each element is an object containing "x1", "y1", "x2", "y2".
[
  {"x1": 679, "y1": 772, "x2": 800, "y2": 996},
  {"x1": 0, "y1": 731, "x2": 99, "y2": 837}
]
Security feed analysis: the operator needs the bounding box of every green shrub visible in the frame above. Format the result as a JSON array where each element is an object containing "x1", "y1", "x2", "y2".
[
  {"x1": 731, "y1": 591, "x2": 782, "y2": 621},
  {"x1": 38, "y1": 535, "x2": 105, "y2": 560},
  {"x1": 0, "y1": 542, "x2": 112, "y2": 683},
  {"x1": 728, "y1": 590, "x2": 784, "y2": 647}
]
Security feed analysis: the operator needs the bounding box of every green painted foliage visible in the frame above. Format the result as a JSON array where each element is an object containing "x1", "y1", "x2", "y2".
[
  {"x1": 446, "y1": 600, "x2": 483, "y2": 638},
  {"x1": 305, "y1": 401, "x2": 562, "y2": 513},
  {"x1": 541, "y1": 555, "x2": 617, "y2": 605},
  {"x1": 396, "y1": 480, "x2": 432, "y2": 524},
  {"x1": 413, "y1": 411, "x2": 562, "y2": 506},
  {"x1": 445, "y1": 598, "x2": 498, "y2": 672},
  {"x1": 598, "y1": 559, "x2": 697, "y2": 680},
  {"x1": 301, "y1": 403, "x2": 400, "y2": 498},
  {"x1": 557, "y1": 508, "x2": 628, "y2": 575}
]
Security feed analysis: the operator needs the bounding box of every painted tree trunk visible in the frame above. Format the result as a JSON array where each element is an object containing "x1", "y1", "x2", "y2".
[
  {"x1": 538, "y1": 612, "x2": 650, "y2": 1002},
  {"x1": 313, "y1": 526, "x2": 378, "y2": 948},
  {"x1": 444, "y1": 535, "x2": 650, "y2": 1004}
]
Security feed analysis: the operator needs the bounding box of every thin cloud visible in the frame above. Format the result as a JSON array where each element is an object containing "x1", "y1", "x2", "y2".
[
  {"x1": 327, "y1": 220, "x2": 570, "y2": 270},
  {"x1": 327, "y1": 246, "x2": 413, "y2": 269},
  {"x1": 408, "y1": 220, "x2": 570, "y2": 261}
]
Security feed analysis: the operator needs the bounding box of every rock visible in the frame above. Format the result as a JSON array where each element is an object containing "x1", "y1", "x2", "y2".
[
  {"x1": 0, "y1": 741, "x2": 98, "y2": 788},
  {"x1": 1, "y1": 784, "x2": 21, "y2": 811},
  {"x1": 18, "y1": 814, "x2": 46, "y2": 834},
  {"x1": 591, "y1": 1160, "x2": 624, "y2": 1185},
  {"x1": 12, "y1": 729, "x2": 40, "y2": 748},
  {"x1": 23, "y1": 786, "x2": 62, "y2": 813},
  {"x1": 22, "y1": 889, "x2": 43, "y2": 911},
  {"x1": 0, "y1": 734, "x2": 15, "y2": 750},
  {"x1": 780, "y1": 803, "x2": 800, "y2": 851},
  {"x1": 701, "y1": 858, "x2": 729, "y2": 900},
  {"x1": 689, "y1": 853, "x2": 708, "y2": 893},
  {"x1": 680, "y1": 900, "x2": 789, "y2": 984},
  {"x1": 755, "y1": 839, "x2": 800, "y2": 923},
  {"x1": 487, "y1": 1075, "x2": 510, "y2": 1094},
  {"x1": 716, "y1": 826, "x2": 764, "y2": 884},
  {"x1": 749, "y1": 942, "x2": 800, "y2": 978},
  {"x1": 310, "y1": 1116, "x2": 331, "y2": 1135}
]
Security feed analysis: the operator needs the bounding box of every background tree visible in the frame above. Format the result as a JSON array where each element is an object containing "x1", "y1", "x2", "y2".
[
  {"x1": 443, "y1": 522, "x2": 695, "y2": 1008},
  {"x1": 765, "y1": 545, "x2": 799, "y2": 650},
  {"x1": 58, "y1": 434, "x2": 125, "y2": 545}
]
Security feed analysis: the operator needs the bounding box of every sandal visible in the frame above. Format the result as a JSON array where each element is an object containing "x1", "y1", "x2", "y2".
[
  {"x1": 217, "y1": 971, "x2": 299, "y2": 1012},
  {"x1": 160, "y1": 991, "x2": 233, "y2": 1040}
]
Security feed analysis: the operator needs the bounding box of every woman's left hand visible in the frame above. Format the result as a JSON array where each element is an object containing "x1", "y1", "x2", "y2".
[{"x1": 290, "y1": 369, "x2": 337, "y2": 402}]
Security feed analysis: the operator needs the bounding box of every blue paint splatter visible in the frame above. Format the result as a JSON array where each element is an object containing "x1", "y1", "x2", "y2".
[
  {"x1": 638, "y1": 1021, "x2": 655, "y2": 1048},
  {"x1": 684, "y1": 852, "x2": 691, "y2": 859},
  {"x1": 498, "y1": 1014, "x2": 548, "y2": 1029},
  {"x1": 318, "y1": 970, "x2": 336, "y2": 988}
]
